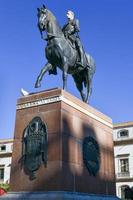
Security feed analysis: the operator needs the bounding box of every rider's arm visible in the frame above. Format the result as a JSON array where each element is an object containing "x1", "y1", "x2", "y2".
[
  {"x1": 68, "y1": 19, "x2": 80, "y2": 35},
  {"x1": 74, "y1": 19, "x2": 80, "y2": 32},
  {"x1": 67, "y1": 25, "x2": 75, "y2": 35}
]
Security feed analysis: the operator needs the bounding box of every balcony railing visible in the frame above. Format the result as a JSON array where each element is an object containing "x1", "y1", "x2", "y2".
[
  {"x1": 117, "y1": 171, "x2": 130, "y2": 178},
  {"x1": 114, "y1": 136, "x2": 133, "y2": 142}
]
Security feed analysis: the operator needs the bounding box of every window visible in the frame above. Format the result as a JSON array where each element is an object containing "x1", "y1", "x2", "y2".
[
  {"x1": 0, "y1": 168, "x2": 4, "y2": 181},
  {"x1": 118, "y1": 158, "x2": 129, "y2": 177},
  {"x1": 120, "y1": 185, "x2": 132, "y2": 200},
  {"x1": 120, "y1": 158, "x2": 129, "y2": 172},
  {"x1": 121, "y1": 185, "x2": 127, "y2": 200},
  {"x1": 117, "y1": 129, "x2": 129, "y2": 138},
  {"x1": 0, "y1": 145, "x2": 6, "y2": 151}
]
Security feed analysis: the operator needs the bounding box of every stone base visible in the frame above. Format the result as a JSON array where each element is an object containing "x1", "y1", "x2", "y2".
[
  {"x1": 10, "y1": 88, "x2": 116, "y2": 195},
  {"x1": 0, "y1": 191, "x2": 120, "y2": 200}
]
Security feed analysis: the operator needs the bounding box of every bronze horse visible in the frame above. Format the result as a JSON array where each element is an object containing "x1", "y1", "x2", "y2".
[{"x1": 35, "y1": 6, "x2": 96, "y2": 103}]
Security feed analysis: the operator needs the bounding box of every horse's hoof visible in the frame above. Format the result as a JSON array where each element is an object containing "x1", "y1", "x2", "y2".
[{"x1": 35, "y1": 82, "x2": 41, "y2": 88}]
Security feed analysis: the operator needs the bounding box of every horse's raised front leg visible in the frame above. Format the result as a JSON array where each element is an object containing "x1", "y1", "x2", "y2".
[
  {"x1": 62, "y1": 61, "x2": 68, "y2": 90},
  {"x1": 35, "y1": 63, "x2": 52, "y2": 88}
]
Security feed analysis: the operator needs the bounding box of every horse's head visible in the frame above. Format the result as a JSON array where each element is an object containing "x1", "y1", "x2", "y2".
[
  {"x1": 37, "y1": 5, "x2": 63, "y2": 38},
  {"x1": 37, "y1": 5, "x2": 48, "y2": 31}
]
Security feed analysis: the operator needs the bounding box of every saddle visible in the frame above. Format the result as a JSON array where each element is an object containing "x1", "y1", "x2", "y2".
[{"x1": 66, "y1": 36, "x2": 76, "y2": 49}]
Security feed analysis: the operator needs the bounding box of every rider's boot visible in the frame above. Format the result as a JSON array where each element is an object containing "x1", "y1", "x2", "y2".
[{"x1": 77, "y1": 46, "x2": 84, "y2": 68}]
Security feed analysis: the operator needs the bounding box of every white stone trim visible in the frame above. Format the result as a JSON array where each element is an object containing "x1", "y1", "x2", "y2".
[
  {"x1": 16, "y1": 95, "x2": 112, "y2": 128},
  {"x1": 60, "y1": 96, "x2": 113, "y2": 128},
  {"x1": 16, "y1": 96, "x2": 61, "y2": 110}
]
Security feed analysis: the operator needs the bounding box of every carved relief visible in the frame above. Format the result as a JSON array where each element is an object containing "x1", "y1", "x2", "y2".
[
  {"x1": 22, "y1": 116, "x2": 47, "y2": 180},
  {"x1": 83, "y1": 136, "x2": 100, "y2": 176}
]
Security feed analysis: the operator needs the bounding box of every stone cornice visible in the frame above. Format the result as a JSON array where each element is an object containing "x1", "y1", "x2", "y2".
[
  {"x1": 114, "y1": 139, "x2": 133, "y2": 146},
  {"x1": 0, "y1": 139, "x2": 13, "y2": 144},
  {"x1": 114, "y1": 122, "x2": 133, "y2": 129},
  {"x1": 116, "y1": 177, "x2": 133, "y2": 182},
  {"x1": 0, "y1": 152, "x2": 12, "y2": 157},
  {"x1": 16, "y1": 89, "x2": 113, "y2": 129},
  {"x1": 17, "y1": 95, "x2": 61, "y2": 110}
]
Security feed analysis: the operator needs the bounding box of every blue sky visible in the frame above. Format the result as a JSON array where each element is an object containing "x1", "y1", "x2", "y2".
[{"x1": 0, "y1": 0, "x2": 133, "y2": 139}]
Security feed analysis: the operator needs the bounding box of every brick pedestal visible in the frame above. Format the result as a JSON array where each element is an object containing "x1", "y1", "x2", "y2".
[{"x1": 10, "y1": 88, "x2": 116, "y2": 196}]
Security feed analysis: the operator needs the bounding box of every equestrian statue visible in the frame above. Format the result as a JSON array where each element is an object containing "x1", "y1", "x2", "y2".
[{"x1": 35, "y1": 5, "x2": 96, "y2": 103}]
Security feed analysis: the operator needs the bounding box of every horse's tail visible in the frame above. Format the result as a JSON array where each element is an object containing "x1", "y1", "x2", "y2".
[
  {"x1": 84, "y1": 53, "x2": 96, "y2": 102},
  {"x1": 86, "y1": 53, "x2": 96, "y2": 75},
  {"x1": 85, "y1": 68, "x2": 90, "y2": 103}
]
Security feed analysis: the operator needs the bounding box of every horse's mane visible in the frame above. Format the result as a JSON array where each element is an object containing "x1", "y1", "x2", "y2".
[{"x1": 47, "y1": 9, "x2": 63, "y2": 36}]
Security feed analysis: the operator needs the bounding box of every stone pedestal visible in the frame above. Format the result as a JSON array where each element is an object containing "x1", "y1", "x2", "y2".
[
  {"x1": 0, "y1": 192, "x2": 120, "y2": 200},
  {"x1": 10, "y1": 88, "x2": 116, "y2": 196}
]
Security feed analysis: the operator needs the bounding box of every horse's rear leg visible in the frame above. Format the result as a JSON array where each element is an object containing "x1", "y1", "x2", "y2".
[
  {"x1": 63, "y1": 71, "x2": 68, "y2": 90},
  {"x1": 62, "y1": 62, "x2": 68, "y2": 90},
  {"x1": 35, "y1": 63, "x2": 52, "y2": 88},
  {"x1": 72, "y1": 74, "x2": 86, "y2": 102}
]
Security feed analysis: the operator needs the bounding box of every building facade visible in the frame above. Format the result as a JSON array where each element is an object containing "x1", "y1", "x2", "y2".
[
  {"x1": 0, "y1": 139, "x2": 13, "y2": 184},
  {"x1": 113, "y1": 122, "x2": 133, "y2": 199}
]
